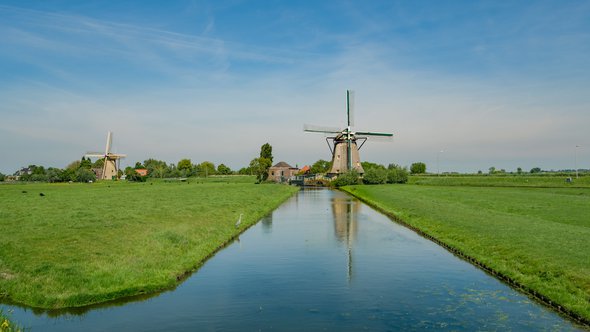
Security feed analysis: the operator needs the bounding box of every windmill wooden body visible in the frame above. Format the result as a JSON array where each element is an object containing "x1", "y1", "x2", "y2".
[
  {"x1": 305, "y1": 90, "x2": 393, "y2": 176},
  {"x1": 85, "y1": 131, "x2": 126, "y2": 180}
]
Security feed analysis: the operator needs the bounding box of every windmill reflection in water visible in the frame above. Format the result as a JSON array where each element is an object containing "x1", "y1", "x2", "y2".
[{"x1": 331, "y1": 195, "x2": 361, "y2": 282}]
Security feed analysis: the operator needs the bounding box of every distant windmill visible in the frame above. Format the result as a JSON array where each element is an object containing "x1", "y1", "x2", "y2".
[
  {"x1": 304, "y1": 90, "x2": 393, "y2": 176},
  {"x1": 85, "y1": 131, "x2": 126, "y2": 180}
]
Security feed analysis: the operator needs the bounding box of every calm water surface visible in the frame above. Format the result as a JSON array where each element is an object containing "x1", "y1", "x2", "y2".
[{"x1": 4, "y1": 189, "x2": 585, "y2": 331}]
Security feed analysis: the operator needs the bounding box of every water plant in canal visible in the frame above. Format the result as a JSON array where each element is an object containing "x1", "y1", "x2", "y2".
[{"x1": 0, "y1": 308, "x2": 22, "y2": 332}]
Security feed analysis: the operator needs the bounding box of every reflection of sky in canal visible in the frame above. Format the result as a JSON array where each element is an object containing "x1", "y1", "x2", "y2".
[{"x1": 3, "y1": 189, "x2": 585, "y2": 331}]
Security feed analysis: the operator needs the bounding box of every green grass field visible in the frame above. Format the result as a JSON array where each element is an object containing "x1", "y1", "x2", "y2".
[
  {"x1": 342, "y1": 181, "x2": 590, "y2": 324},
  {"x1": 410, "y1": 174, "x2": 590, "y2": 188},
  {"x1": 0, "y1": 177, "x2": 298, "y2": 309}
]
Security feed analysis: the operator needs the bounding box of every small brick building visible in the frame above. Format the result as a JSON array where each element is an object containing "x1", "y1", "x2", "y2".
[{"x1": 268, "y1": 162, "x2": 299, "y2": 183}]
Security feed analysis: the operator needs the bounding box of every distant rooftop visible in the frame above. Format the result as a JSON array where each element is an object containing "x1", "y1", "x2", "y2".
[{"x1": 272, "y1": 161, "x2": 294, "y2": 168}]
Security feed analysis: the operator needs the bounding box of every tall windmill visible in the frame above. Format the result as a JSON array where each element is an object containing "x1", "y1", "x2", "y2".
[
  {"x1": 304, "y1": 90, "x2": 393, "y2": 176},
  {"x1": 85, "y1": 131, "x2": 126, "y2": 180}
]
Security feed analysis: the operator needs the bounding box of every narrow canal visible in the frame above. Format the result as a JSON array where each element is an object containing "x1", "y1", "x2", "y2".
[{"x1": 5, "y1": 189, "x2": 584, "y2": 331}]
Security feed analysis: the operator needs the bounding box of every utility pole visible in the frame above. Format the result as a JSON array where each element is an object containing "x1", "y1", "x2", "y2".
[
  {"x1": 437, "y1": 150, "x2": 444, "y2": 176},
  {"x1": 574, "y1": 145, "x2": 580, "y2": 179}
]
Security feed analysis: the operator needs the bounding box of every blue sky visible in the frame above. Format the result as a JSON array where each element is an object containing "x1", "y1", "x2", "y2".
[{"x1": 1, "y1": 1, "x2": 589, "y2": 173}]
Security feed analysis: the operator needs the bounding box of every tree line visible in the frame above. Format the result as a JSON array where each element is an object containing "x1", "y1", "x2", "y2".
[
  {"x1": 128, "y1": 143, "x2": 275, "y2": 182},
  {"x1": 124, "y1": 158, "x2": 236, "y2": 181},
  {"x1": 0, "y1": 143, "x2": 275, "y2": 183},
  {"x1": 0, "y1": 158, "x2": 242, "y2": 183},
  {"x1": 0, "y1": 158, "x2": 99, "y2": 183}
]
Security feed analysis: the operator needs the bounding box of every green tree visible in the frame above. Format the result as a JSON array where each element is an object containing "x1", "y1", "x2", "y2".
[
  {"x1": 310, "y1": 159, "x2": 331, "y2": 174},
  {"x1": 361, "y1": 161, "x2": 386, "y2": 171},
  {"x1": 46, "y1": 168, "x2": 64, "y2": 183},
  {"x1": 144, "y1": 159, "x2": 169, "y2": 178},
  {"x1": 80, "y1": 157, "x2": 92, "y2": 169},
  {"x1": 238, "y1": 166, "x2": 252, "y2": 175},
  {"x1": 197, "y1": 161, "x2": 216, "y2": 177},
  {"x1": 530, "y1": 167, "x2": 542, "y2": 174},
  {"x1": 134, "y1": 162, "x2": 145, "y2": 169},
  {"x1": 260, "y1": 143, "x2": 273, "y2": 163},
  {"x1": 249, "y1": 143, "x2": 274, "y2": 182},
  {"x1": 31, "y1": 165, "x2": 46, "y2": 175},
  {"x1": 66, "y1": 160, "x2": 81, "y2": 170},
  {"x1": 60, "y1": 168, "x2": 76, "y2": 182},
  {"x1": 177, "y1": 159, "x2": 193, "y2": 174},
  {"x1": 410, "y1": 162, "x2": 426, "y2": 174},
  {"x1": 167, "y1": 163, "x2": 181, "y2": 178},
  {"x1": 75, "y1": 168, "x2": 96, "y2": 182},
  {"x1": 0, "y1": 172, "x2": 5, "y2": 182},
  {"x1": 151, "y1": 164, "x2": 166, "y2": 178},
  {"x1": 250, "y1": 157, "x2": 272, "y2": 183},
  {"x1": 489, "y1": 166, "x2": 496, "y2": 174},
  {"x1": 217, "y1": 164, "x2": 232, "y2": 175},
  {"x1": 92, "y1": 158, "x2": 104, "y2": 169}
]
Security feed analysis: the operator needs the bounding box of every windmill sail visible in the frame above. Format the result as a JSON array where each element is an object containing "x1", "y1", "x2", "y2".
[
  {"x1": 355, "y1": 131, "x2": 393, "y2": 137},
  {"x1": 303, "y1": 124, "x2": 341, "y2": 134},
  {"x1": 347, "y1": 90, "x2": 354, "y2": 127},
  {"x1": 105, "y1": 132, "x2": 112, "y2": 154}
]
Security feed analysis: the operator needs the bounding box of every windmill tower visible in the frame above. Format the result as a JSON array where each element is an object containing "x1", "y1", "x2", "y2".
[
  {"x1": 85, "y1": 131, "x2": 126, "y2": 180},
  {"x1": 304, "y1": 90, "x2": 393, "y2": 176}
]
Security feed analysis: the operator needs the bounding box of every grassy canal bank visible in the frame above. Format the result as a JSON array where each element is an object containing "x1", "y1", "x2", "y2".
[
  {"x1": 409, "y1": 174, "x2": 590, "y2": 188},
  {"x1": 341, "y1": 179, "x2": 590, "y2": 325},
  {"x1": 0, "y1": 177, "x2": 298, "y2": 309}
]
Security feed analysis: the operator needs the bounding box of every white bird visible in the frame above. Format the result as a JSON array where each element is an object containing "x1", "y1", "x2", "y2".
[{"x1": 235, "y1": 213, "x2": 243, "y2": 228}]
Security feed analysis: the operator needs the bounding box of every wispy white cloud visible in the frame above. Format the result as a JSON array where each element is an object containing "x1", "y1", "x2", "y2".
[{"x1": 0, "y1": 4, "x2": 313, "y2": 87}]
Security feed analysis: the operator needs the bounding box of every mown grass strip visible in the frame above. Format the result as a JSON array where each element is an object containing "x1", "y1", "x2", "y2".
[
  {"x1": 341, "y1": 184, "x2": 590, "y2": 326},
  {"x1": 0, "y1": 178, "x2": 298, "y2": 309}
]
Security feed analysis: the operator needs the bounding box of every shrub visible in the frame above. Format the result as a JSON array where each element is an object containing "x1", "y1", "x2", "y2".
[
  {"x1": 363, "y1": 168, "x2": 387, "y2": 184},
  {"x1": 332, "y1": 170, "x2": 361, "y2": 187},
  {"x1": 387, "y1": 165, "x2": 408, "y2": 184}
]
